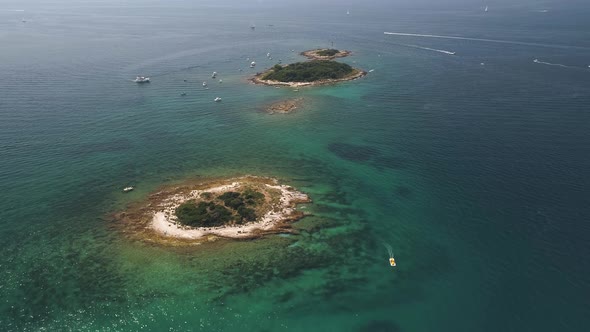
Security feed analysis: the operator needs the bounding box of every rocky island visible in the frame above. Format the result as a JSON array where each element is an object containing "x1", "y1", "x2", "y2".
[
  {"x1": 301, "y1": 48, "x2": 352, "y2": 60},
  {"x1": 264, "y1": 98, "x2": 305, "y2": 114},
  {"x1": 116, "y1": 176, "x2": 311, "y2": 244},
  {"x1": 251, "y1": 60, "x2": 365, "y2": 87}
]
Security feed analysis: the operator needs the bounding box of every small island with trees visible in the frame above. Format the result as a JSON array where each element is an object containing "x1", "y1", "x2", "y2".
[
  {"x1": 251, "y1": 59, "x2": 365, "y2": 87},
  {"x1": 301, "y1": 48, "x2": 352, "y2": 60},
  {"x1": 116, "y1": 176, "x2": 311, "y2": 243}
]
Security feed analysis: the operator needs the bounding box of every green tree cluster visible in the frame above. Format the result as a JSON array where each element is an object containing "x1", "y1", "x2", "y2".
[
  {"x1": 262, "y1": 60, "x2": 354, "y2": 82},
  {"x1": 316, "y1": 49, "x2": 339, "y2": 56},
  {"x1": 175, "y1": 200, "x2": 233, "y2": 227},
  {"x1": 175, "y1": 189, "x2": 266, "y2": 227}
]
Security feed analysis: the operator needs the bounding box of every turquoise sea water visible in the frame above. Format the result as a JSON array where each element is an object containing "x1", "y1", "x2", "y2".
[{"x1": 1, "y1": 0, "x2": 589, "y2": 331}]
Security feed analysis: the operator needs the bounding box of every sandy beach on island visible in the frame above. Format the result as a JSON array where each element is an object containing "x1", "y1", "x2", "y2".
[
  {"x1": 250, "y1": 69, "x2": 366, "y2": 87},
  {"x1": 149, "y1": 181, "x2": 310, "y2": 240}
]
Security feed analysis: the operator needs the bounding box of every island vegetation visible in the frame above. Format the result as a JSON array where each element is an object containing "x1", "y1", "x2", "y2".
[
  {"x1": 316, "y1": 49, "x2": 340, "y2": 57},
  {"x1": 262, "y1": 60, "x2": 354, "y2": 82},
  {"x1": 175, "y1": 189, "x2": 264, "y2": 227}
]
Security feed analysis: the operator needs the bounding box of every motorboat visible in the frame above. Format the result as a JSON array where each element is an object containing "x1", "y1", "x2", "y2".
[
  {"x1": 250, "y1": 61, "x2": 256, "y2": 68},
  {"x1": 214, "y1": 97, "x2": 222, "y2": 102},
  {"x1": 133, "y1": 76, "x2": 150, "y2": 83},
  {"x1": 219, "y1": 79, "x2": 223, "y2": 83},
  {"x1": 123, "y1": 186, "x2": 134, "y2": 192},
  {"x1": 203, "y1": 81, "x2": 207, "y2": 87},
  {"x1": 212, "y1": 71, "x2": 217, "y2": 78}
]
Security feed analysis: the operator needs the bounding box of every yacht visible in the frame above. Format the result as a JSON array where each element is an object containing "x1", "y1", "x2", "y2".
[
  {"x1": 123, "y1": 186, "x2": 134, "y2": 193},
  {"x1": 133, "y1": 76, "x2": 150, "y2": 83}
]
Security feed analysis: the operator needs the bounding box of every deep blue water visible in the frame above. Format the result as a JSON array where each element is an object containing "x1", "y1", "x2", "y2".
[{"x1": 1, "y1": 0, "x2": 589, "y2": 331}]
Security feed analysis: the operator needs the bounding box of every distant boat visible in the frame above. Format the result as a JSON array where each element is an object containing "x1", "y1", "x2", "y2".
[
  {"x1": 133, "y1": 76, "x2": 150, "y2": 83},
  {"x1": 347, "y1": 9, "x2": 350, "y2": 15},
  {"x1": 250, "y1": 24, "x2": 255, "y2": 30},
  {"x1": 202, "y1": 81, "x2": 207, "y2": 87},
  {"x1": 211, "y1": 71, "x2": 217, "y2": 78},
  {"x1": 180, "y1": 92, "x2": 187, "y2": 96},
  {"x1": 123, "y1": 186, "x2": 134, "y2": 193},
  {"x1": 219, "y1": 79, "x2": 223, "y2": 83},
  {"x1": 267, "y1": 53, "x2": 271, "y2": 58},
  {"x1": 214, "y1": 97, "x2": 222, "y2": 102},
  {"x1": 484, "y1": 6, "x2": 489, "y2": 12},
  {"x1": 250, "y1": 61, "x2": 256, "y2": 68},
  {"x1": 369, "y1": 69, "x2": 375, "y2": 73}
]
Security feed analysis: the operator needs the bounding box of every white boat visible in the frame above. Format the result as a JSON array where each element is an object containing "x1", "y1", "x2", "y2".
[
  {"x1": 123, "y1": 186, "x2": 134, "y2": 192},
  {"x1": 133, "y1": 76, "x2": 150, "y2": 83},
  {"x1": 202, "y1": 81, "x2": 207, "y2": 87},
  {"x1": 267, "y1": 53, "x2": 271, "y2": 57},
  {"x1": 214, "y1": 97, "x2": 222, "y2": 102},
  {"x1": 484, "y1": 6, "x2": 489, "y2": 12},
  {"x1": 250, "y1": 61, "x2": 256, "y2": 68},
  {"x1": 219, "y1": 79, "x2": 223, "y2": 83},
  {"x1": 211, "y1": 72, "x2": 217, "y2": 78},
  {"x1": 347, "y1": 9, "x2": 350, "y2": 15}
]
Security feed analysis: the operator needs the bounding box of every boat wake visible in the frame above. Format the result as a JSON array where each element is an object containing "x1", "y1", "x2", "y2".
[
  {"x1": 397, "y1": 43, "x2": 456, "y2": 55},
  {"x1": 532, "y1": 59, "x2": 569, "y2": 68},
  {"x1": 384, "y1": 32, "x2": 590, "y2": 50}
]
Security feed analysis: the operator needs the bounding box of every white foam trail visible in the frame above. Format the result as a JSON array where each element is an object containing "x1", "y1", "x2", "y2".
[
  {"x1": 533, "y1": 59, "x2": 569, "y2": 68},
  {"x1": 398, "y1": 43, "x2": 456, "y2": 55},
  {"x1": 384, "y1": 32, "x2": 590, "y2": 50},
  {"x1": 3, "y1": 9, "x2": 25, "y2": 12}
]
